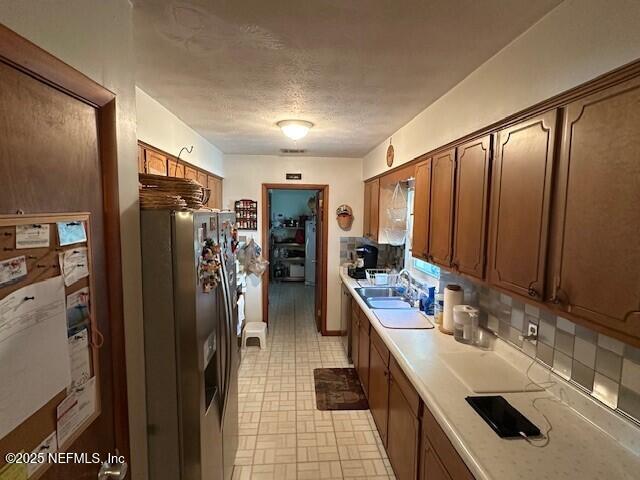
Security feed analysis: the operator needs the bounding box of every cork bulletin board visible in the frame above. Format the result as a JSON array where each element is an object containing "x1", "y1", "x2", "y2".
[{"x1": 0, "y1": 213, "x2": 102, "y2": 479}]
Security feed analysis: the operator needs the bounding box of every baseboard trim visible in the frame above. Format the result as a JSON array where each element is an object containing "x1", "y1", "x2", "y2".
[{"x1": 322, "y1": 329, "x2": 342, "y2": 337}]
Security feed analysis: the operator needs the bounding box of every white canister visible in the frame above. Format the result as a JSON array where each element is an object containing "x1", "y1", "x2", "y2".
[
  {"x1": 442, "y1": 284, "x2": 463, "y2": 334},
  {"x1": 453, "y1": 305, "x2": 479, "y2": 344}
]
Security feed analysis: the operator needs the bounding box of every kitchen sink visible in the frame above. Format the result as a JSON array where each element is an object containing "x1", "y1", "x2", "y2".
[
  {"x1": 355, "y1": 287, "x2": 413, "y2": 309},
  {"x1": 367, "y1": 298, "x2": 413, "y2": 309},
  {"x1": 356, "y1": 287, "x2": 405, "y2": 298}
]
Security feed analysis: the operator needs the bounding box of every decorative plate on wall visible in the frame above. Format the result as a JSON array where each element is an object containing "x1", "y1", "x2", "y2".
[{"x1": 386, "y1": 144, "x2": 394, "y2": 167}]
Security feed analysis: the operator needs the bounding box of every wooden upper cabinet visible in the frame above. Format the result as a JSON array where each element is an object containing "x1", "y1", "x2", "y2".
[
  {"x1": 137, "y1": 145, "x2": 146, "y2": 173},
  {"x1": 208, "y1": 175, "x2": 223, "y2": 209},
  {"x1": 452, "y1": 136, "x2": 492, "y2": 279},
  {"x1": 487, "y1": 111, "x2": 557, "y2": 300},
  {"x1": 548, "y1": 77, "x2": 640, "y2": 337},
  {"x1": 412, "y1": 159, "x2": 432, "y2": 260},
  {"x1": 428, "y1": 148, "x2": 456, "y2": 267},
  {"x1": 363, "y1": 179, "x2": 380, "y2": 240},
  {"x1": 167, "y1": 158, "x2": 185, "y2": 178},
  {"x1": 196, "y1": 170, "x2": 208, "y2": 189},
  {"x1": 145, "y1": 149, "x2": 168, "y2": 176},
  {"x1": 184, "y1": 165, "x2": 198, "y2": 181}
]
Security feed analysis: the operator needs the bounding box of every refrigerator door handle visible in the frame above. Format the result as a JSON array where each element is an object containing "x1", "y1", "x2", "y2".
[{"x1": 219, "y1": 253, "x2": 233, "y2": 418}]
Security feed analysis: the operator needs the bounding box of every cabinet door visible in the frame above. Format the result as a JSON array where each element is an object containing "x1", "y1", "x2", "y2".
[
  {"x1": 184, "y1": 165, "x2": 198, "y2": 181},
  {"x1": 452, "y1": 136, "x2": 492, "y2": 279},
  {"x1": 357, "y1": 312, "x2": 370, "y2": 396},
  {"x1": 549, "y1": 78, "x2": 640, "y2": 336},
  {"x1": 208, "y1": 176, "x2": 222, "y2": 209},
  {"x1": 363, "y1": 179, "x2": 380, "y2": 240},
  {"x1": 488, "y1": 111, "x2": 557, "y2": 300},
  {"x1": 368, "y1": 343, "x2": 389, "y2": 446},
  {"x1": 412, "y1": 159, "x2": 432, "y2": 260},
  {"x1": 387, "y1": 375, "x2": 420, "y2": 480},
  {"x1": 351, "y1": 307, "x2": 360, "y2": 371},
  {"x1": 363, "y1": 181, "x2": 371, "y2": 238},
  {"x1": 145, "y1": 149, "x2": 168, "y2": 175},
  {"x1": 428, "y1": 148, "x2": 456, "y2": 267},
  {"x1": 167, "y1": 158, "x2": 185, "y2": 178},
  {"x1": 420, "y1": 440, "x2": 451, "y2": 480},
  {"x1": 137, "y1": 145, "x2": 146, "y2": 173},
  {"x1": 197, "y1": 170, "x2": 208, "y2": 189}
]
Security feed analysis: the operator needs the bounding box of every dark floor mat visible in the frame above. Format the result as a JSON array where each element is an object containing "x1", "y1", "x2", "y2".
[{"x1": 314, "y1": 368, "x2": 369, "y2": 410}]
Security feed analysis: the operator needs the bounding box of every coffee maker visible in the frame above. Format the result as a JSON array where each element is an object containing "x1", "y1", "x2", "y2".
[{"x1": 348, "y1": 245, "x2": 379, "y2": 279}]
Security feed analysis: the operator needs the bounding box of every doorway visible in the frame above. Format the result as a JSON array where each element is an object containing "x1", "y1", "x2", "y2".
[
  {"x1": 261, "y1": 184, "x2": 329, "y2": 333},
  {"x1": 0, "y1": 25, "x2": 129, "y2": 477}
]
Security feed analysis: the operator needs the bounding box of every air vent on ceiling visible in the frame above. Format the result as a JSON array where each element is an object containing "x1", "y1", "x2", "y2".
[{"x1": 280, "y1": 148, "x2": 306, "y2": 154}]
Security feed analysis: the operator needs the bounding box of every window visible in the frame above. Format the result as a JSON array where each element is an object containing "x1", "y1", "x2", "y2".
[{"x1": 413, "y1": 258, "x2": 440, "y2": 279}]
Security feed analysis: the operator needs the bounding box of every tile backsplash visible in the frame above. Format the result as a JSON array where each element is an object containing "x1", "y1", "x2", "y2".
[
  {"x1": 339, "y1": 237, "x2": 404, "y2": 271},
  {"x1": 440, "y1": 270, "x2": 640, "y2": 425}
]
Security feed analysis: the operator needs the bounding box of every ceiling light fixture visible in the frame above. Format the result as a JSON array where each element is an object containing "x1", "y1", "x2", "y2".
[{"x1": 277, "y1": 120, "x2": 314, "y2": 141}]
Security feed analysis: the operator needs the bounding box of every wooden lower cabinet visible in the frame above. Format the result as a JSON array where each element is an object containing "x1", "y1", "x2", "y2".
[
  {"x1": 387, "y1": 371, "x2": 420, "y2": 480},
  {"x1": 368, "y1": 330, "x2": 390, "y2": 446},
  {"x1": 421, "y1": 405, "x2": 475, "y2": 480},
  {"x1": 421, "y1": 439, "x2": 452, "y2": 480},
  {"x1": 351, "y1": 302, "x2": 360, "y2": 371},
  {"x1": 357, "y1": 311, "x2": 370, "y2": 396}
]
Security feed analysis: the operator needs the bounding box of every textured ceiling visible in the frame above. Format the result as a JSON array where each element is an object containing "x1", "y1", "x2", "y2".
[{"x1": 133, "y1": 0, "x2": 561, "y2": 157}]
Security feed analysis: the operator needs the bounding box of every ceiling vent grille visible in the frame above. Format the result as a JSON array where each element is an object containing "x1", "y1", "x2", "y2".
[{"x1": 280, "y1": 148, "x2": 306, "y2": 154}]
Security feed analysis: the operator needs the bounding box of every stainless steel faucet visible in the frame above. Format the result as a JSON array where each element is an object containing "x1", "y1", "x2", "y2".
[{"x1": 398, "y1": 268, "x2": 417, "y2": 304}]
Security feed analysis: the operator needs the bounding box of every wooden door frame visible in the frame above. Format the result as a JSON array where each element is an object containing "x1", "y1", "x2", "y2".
[
  {"x1": 261, "y1": 183, "x2": 330, "y2": 334},
  {"x1": 0, "y1": 23, "x2": 130, "y2": 464}
]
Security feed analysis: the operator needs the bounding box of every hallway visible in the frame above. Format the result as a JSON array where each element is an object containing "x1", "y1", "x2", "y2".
[{"x1": 234, "y1": 283, "x2": 395, "y2": 479}]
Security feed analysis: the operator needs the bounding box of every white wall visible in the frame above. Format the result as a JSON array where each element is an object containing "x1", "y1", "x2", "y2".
[
  {"x1": 136, "y1": 87, "x2": 225, "y2": 176},
  {"x1": 363, "y1": 0, "x2": 640, "y2": 178},
  {"x1": 223, "y1": 155, "x2": 363, "y2": 331},
  {"x1": 0, "y1": 2, "x2": 148, "y2": 478}
]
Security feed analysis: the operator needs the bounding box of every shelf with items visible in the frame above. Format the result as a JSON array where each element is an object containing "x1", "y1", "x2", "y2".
[{"x1": 235, "y1": 199, "x2": 258, "y2": 230}]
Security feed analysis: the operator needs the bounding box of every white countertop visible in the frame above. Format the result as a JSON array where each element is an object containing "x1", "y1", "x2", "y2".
[{"x1": 340, "y1": 269, "x2": 640, "y2": 480}]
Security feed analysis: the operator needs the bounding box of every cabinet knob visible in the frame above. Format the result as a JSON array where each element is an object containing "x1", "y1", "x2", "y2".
[{"x1": 527, "y1": 287, "x2": 539, "y2": 298}]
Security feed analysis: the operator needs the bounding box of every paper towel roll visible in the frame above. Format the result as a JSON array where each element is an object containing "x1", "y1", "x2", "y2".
[{"x1": 442, "y1": 284, "x2": 463, "y2": 334}]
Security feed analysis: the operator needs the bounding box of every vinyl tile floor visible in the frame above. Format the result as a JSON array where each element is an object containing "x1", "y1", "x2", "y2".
[{"x1": 233, "y1": 283, "x2": 396, "y2": 480}]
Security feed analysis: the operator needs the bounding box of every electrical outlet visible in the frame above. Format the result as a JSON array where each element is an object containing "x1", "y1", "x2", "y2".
[{"x1": 527, "y1": 322, "x2": 538, "y2": 338}]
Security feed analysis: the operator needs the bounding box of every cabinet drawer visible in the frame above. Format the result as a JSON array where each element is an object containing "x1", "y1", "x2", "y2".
[
  {"x1": 422, "y1": 405, "x2": 474, "y2": 480},
  {"x1": 371, "y1": 328, "x2": 389, "y2": 367},
  {"x1": 390, "y1": 357, "x2": 421, "y2": 417}
]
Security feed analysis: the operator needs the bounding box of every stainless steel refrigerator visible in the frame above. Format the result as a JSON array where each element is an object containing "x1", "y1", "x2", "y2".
[
  {"x1": 305, "y1": 219, "x2": 316, "y2": 286},
  {"x1": 141, "y1": 210, "x2": 239, "y2": 480}
]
